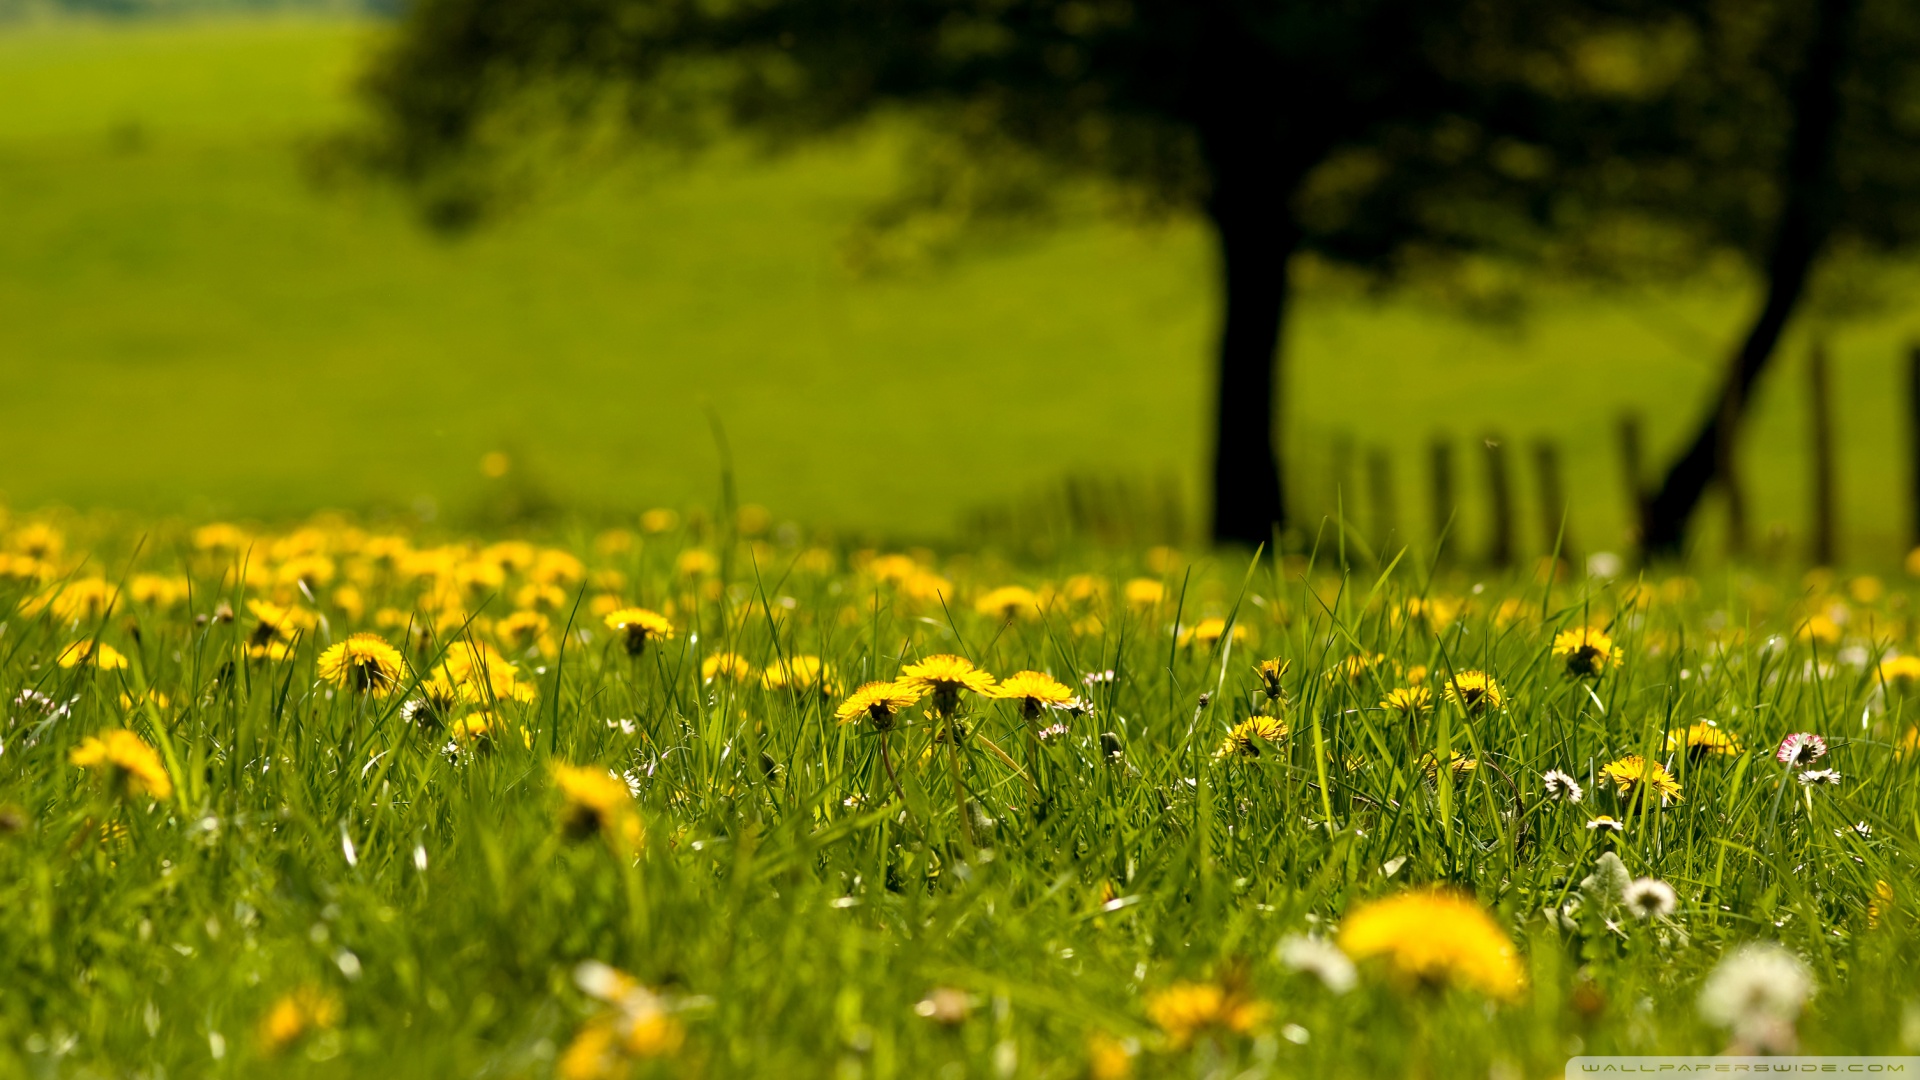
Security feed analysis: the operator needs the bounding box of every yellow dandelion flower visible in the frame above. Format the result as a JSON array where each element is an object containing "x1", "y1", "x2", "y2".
[
  {"x1": 1124, "y1": 578, "x2": 1166, "y2": 608},
  {"x1": 761, "y1": 655, "x2": 838, "y2": 696},
  {"x1": 246, "y1": 599, "x2": 314, "y2": 647},
  {"x1": 1879, "y1": 655, "x2": 1920, "y2": 689},
  {"x1": 1870, "y1": 880, "x2": 1895, "y2": 930},
  {"x1": 317, "y1": 633, "x2": 405, "y2": 695},
  {"x1": 69, "y1": 729, "x2": 172, "y2": 801},
  {"x1": 496, "y1": 610, "x2": 551, "y2": 652},
  {"x1": 450, "y1": 711, "x2": 493, "y2": 744},
  {"x1": 834, "y1": 681, "x2": 923, "y2": 730},
  {"x1": 1215, "y1": 714, "x2": 1289, "y2": 759},
  {"x1": 552, "y1": 763, "x2": 643, "y2": 851},
  {"x1": 1552, "y1": 628, "x2": 1620, "y2": 678},
  {"x1": 1380, "y1": 686, "x2": 1433, "y2": 718},
  {"x1": 975, "y1": 585, "x2": 1041, "y2": 621},
  {"x1": 700, "y1": 651, "x2": 755, "y2": 684},
  {"x1": 57, "y1": 640, "x2": 128, "y2": 670},
  {"x1": 1404, "y1": 596, "x2": 1463, "y2": 632},
  {"x1": 1666, "y1": 720, "x2": 1741, "y2": 760},
  {"x1": 117, "y1": 688, "x2": 171, "y2": 712},
  {"x1": 676, "y1": 549, "x2": 718, "y2": 577},
  {"x1": 1182, "y1": 617, "x2": 1251, "y2": 649},
  {"x1": 1338, "y1": 890, "x2": 1523, "y2": 999},
  {"x1": 128, "y1": 574, "x2": 189, "y2": 609},
  {"x1": 1254, "y1": 658, "x2": 1290, "y2": 701},
  {"x1": 898, "y1": 654, "x2": 996, "y2": 715},
  {"x1": 530, "y1": 549, "x2": 585, "y2": 585},
  {"x1": 1440, "y1": 670, "x2": 1505, "y2": 714},
  {"x1": 26, "y1": 578, "x2": 120, "y2": 623},
  {"x1": 1420, "y1": 751, "x2": 1479, "y2": 779},
  {"x1": 1797, "y1": 613, "x2": 1842, "y2": 644},
  {"x1": 1325, "y1": 653, "x2": 1388, "y2": 685},
  {"x1": 1086, "y1": 1032, "x2": 1136, "y2": 1080},
  {"x1": 992, "y1": 670, "x2": 1075, "y2": 719},
  {"x1": 1144, "y1": 979, "x2": 1268, "y2": 1049},
  {"x1": 436, "y1": 641, "x2": 537, "y2": 704},
  {"x1": 9, "y1": 522, "x2": 64, "y2": 558},
  {"x1": 1405, "y1": 664, "x2": 1429, "y2": 684},
  {"x1": 604, "y1": 607, "x2": 674, "y2": 657},
  {"x1": 1599, "y1": 754, "x2": 1683, "y2": 805},
  {"x1": 259, "y1": 986, "x2": 342, "y2": 1056}
]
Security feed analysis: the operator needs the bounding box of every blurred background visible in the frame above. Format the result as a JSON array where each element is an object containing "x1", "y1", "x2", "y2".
[{"x1": 3, "y1": 0, "x2": 1918, "y2": 564}]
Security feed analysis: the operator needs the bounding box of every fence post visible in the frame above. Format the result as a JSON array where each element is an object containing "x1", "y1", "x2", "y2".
[
  {"x1": 1430, "y1": 436, "x2": 1455, "y2": 564},
  {"x1": 1533, "y1": 438, "x2": 1577, "y2": 572},
  {"x1": 1809, "y1": 342, "x2": 1836, "y2": 566},
  {"x1": 1483, "y1": 435, "x2": 1515, "y2": 569}
]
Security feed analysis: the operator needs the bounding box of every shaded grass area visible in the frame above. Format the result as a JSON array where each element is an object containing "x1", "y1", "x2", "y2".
[{"x1": 3, "y1": 18, "x2": 1920, "y2": 562}]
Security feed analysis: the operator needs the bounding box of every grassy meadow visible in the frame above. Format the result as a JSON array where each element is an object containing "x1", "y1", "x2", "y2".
[
  {"x1": 0, "y1": 511, "x2": 1914, "y2": 1078},
  {"x1": 3, "y1": 17, "x2": 1920, "y2": 1079},
  {"x1": 4, "y1": 18, "x2": 1920, "y2": 560}
]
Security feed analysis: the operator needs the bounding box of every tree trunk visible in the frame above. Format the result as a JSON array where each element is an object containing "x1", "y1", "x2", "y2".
[
  {"x1": 1639, "y1": 0, "x2": 1859, "y2": 558},
  {"x1": 1203, "y1": 140, "x2": 1303, "y2": 547}
]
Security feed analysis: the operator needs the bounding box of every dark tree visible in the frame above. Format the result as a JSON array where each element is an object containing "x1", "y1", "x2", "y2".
[
  {"x1": 351, "y1": 0, "x2": 1673, "y2": 546},
  {"x1": 1628, "y1": 0, "x2": 1920, "y2": 556}
]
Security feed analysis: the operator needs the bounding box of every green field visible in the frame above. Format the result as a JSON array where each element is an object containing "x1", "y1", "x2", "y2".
[
  {"x1": 4, "y1": 17, "x2": 1920, "y2": 560},
  {"x1": 0, "y1": 512, "x2": 1914, "y2": 1077}
]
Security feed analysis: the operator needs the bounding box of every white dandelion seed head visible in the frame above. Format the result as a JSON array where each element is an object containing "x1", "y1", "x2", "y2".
[
  {"x1": 1277, "y1": 934, "x2": 1356, "y2": 995},
  {"x1": 1699, "y1": 943, "x2": 1813, "y2": 1033},
  {"x1": 1623, "y1": 877, "x2": 1678, "y2": 919}
]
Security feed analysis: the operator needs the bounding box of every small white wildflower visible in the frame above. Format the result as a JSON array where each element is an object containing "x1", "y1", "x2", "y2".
[
  {"x1": 1797, "y1": 768, "x2": 1843, "y2": 787},
  {"x1": 1835, "y1": 821, "x2": 1872, "y2": 838},
  {"x1": 1623, "y1": 877, "x2": 1678, "y2": 919},
  {"x1": 1542, "y1": 769, "x2": 1585, "y2": 804},
  {"x1": 1036, "y1": 722, "x2": 1070, "y2": 741},
  {"x1": 1277, "y1": 934, "x2": 1356, "y2": 994},
  {"x1": 1082, "y1": 670, "x2": 1115, "y2": 687},
  {"x1": 1586, "y1": 815, "x2": 1625, "y2": 833},
  {"x1": 1775, "y1": 732, "x2": 1828, "y2": 767}
]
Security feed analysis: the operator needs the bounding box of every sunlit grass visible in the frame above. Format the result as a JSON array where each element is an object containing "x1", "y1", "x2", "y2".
[{"x1": 0, "y1": 508, "x2": 1913, "y2": 1077}]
